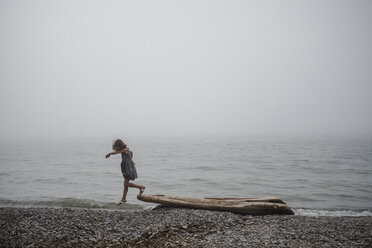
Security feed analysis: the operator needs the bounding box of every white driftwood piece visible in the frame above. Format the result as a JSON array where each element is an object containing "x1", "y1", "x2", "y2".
[{"x1": 137, "y1": 194, "x2": 294, "y2": 215}]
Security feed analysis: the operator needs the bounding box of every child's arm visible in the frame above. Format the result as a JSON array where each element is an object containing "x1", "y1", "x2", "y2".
[
  {"x1": 130, "y1": 151, "x2": 135, "y2": 166},
  {"x1": 105, "y1": 148, "x2": 129, "y2": 158}
]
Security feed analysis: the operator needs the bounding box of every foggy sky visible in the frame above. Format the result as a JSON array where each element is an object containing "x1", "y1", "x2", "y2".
[{"x1": 1, "y1": 0, "x2": 371, "y2": 138}]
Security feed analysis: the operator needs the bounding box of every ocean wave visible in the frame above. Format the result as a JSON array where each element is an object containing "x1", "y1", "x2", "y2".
[
  {"x1": 294, "y1": 208, "x2": 372, "y2": 217},
  {"x1": 0, "y1": 198, "x2": 146, "y2": 210}
]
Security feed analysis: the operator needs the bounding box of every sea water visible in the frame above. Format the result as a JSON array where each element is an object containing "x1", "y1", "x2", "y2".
[{"x1": 0, "y1": 136, "x2": 371, "y2": 216}]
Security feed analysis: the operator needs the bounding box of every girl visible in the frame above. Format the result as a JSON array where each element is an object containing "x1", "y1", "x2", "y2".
[{"x1": 105, "y1": 139, "x2": 145, "y2": 205}]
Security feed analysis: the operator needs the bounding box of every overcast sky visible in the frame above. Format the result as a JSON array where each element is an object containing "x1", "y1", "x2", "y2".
[{"x1": 0, "y1": 0, "x2": 371, "y2": 139}]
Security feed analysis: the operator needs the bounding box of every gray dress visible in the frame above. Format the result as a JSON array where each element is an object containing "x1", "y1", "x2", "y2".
[{"x1": 120, "y1": 149, "x2": 138, "y2": 180}]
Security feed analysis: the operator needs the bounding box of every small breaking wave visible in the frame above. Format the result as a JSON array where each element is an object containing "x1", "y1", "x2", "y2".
[
  {"x1": 0, "y1": 198, "x2": 147, "y2": 210},
  {"x1": 295, "y1": 208, "x2": 372, "y2": 217}
]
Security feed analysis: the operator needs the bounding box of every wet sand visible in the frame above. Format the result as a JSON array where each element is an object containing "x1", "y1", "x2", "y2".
[{"x1": 1, "y1": 207, "x2": 371, "y2": 247}]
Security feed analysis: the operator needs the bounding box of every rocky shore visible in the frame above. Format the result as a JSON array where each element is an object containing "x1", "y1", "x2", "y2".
[{"x1": 1, "y1": 207, "x2": 371, "y2": 247}]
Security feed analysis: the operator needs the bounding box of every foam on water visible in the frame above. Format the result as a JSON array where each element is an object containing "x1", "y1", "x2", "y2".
[
  {"x1": 295, "y1": 208, "x2": 372, "y2": 217},
  {"x1": 0, "y1": 198, "x2": 146, "y2": 210},
  {"x1": 1, "y1": 197, "x2": 370, "y2": 216}
]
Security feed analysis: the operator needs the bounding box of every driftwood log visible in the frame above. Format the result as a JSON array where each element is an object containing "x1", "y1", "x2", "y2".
[{"x1": 137, "y1": 194, "x2": 294, "y2": 216}]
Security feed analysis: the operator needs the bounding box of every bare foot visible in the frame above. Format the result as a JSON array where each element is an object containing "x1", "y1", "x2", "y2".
[{"x1": 117, "y1": 200, "x2": 127, "y2": 205}]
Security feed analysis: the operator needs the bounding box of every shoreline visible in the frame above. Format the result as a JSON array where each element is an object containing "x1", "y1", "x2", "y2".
[{"x1": 1, "y1": 207, "x2": 371, "y2": 247}]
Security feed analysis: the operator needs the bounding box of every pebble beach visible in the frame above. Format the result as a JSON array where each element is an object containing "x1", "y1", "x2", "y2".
[{"x1": 1, "y1": 207, "x2": 371, "y2": 247}]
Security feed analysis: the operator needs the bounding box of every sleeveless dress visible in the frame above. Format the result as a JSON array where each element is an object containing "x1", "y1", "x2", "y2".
[{"x1": 120, "y1": 149, "x2": 138, "y2": 180}]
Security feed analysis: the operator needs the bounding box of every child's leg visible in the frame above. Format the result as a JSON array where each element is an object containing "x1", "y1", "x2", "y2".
[
  {"x1": 119, "y1": 179, "x2": 145, "y2": 204},
  {"x1": 124, "y1": 179, "x2": 145, "y2": 190},
  {"x1": 121, "y1": 180, "x2": 129, "y2": 202}
]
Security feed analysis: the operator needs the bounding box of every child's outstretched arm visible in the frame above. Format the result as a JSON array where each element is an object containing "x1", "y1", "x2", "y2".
[{"x1": 105, "y1": 148, "x2": 129, "y2": 158}]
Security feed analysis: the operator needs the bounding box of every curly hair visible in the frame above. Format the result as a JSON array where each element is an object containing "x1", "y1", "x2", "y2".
[{"x1": 112, "y1": 139, "x2": 127, "y2": 151}]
